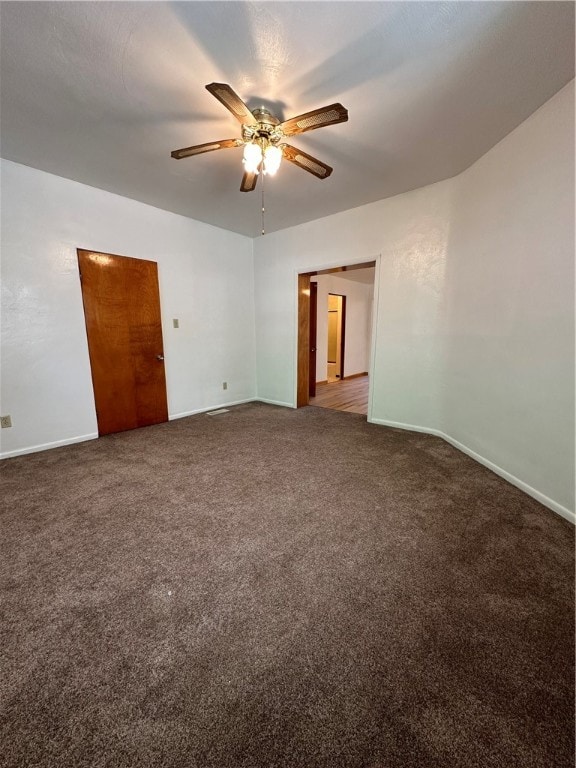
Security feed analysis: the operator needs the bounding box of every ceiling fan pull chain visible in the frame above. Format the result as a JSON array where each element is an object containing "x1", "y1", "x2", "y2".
[{"x1": 261, "y1": 166, "x2": 266, "y2": 236}]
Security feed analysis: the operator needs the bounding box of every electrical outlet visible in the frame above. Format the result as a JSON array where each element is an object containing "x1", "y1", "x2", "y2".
[
  {"x1": 222, "y1": 382, "x2": 228, "y2": 390},
  {"x1": 1, "y1": 415, "x2": 12, "y2": 428},
  {"x1": 173, "y1": 318, "x2": 179, "y2": 329}
]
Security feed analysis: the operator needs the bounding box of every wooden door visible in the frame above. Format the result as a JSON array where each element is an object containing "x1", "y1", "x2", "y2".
[
  {"x1": 309, "y1": 281, "x2": 318, "y2": 398},
  {"x1": 78, "y1": 249, "x2": 169, "y2": 436}
]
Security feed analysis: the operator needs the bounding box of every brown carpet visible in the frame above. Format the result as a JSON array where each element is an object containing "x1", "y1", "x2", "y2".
[{"x1": 0, "y1": 402, "x2": 573, "y2": 768}]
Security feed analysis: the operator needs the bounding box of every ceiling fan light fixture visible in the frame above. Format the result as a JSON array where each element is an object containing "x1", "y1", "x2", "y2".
[
  {"x1": 243, "y1": 142, "x2": 262, "y2": 174},
  {"x1": 263, "y1": 144, "x2": 282, "y2": 176}
]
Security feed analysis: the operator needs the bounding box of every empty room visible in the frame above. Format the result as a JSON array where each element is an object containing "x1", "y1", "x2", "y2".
[{"x1": 0, "y1": 2, "x2": 574, "y2": 767}]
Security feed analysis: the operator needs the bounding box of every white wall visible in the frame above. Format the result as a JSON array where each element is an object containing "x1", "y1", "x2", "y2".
[
  {"x1": 0, "y1": 159, "x2": 256, "y2": 457},
  {"x1": 254, "y1": 81, "x2": 574, "y2": 520},
  {"x1": 312, "y1": 274, "x2": 373, "y2": 382},
  {"x1": 443, "y1": 80, "x2": 575, "y2": 514}
]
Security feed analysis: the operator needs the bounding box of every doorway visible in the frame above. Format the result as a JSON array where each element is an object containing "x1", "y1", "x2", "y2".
[
  {"x1": 297, "y1": 261, "x2": 376, "y2": 411},
  {"x1": 310, "y1": 376, "x2": 369, "y2": 414},
  {"x1": 78, "y1": 249, "x2": 169, "y2": 436}
]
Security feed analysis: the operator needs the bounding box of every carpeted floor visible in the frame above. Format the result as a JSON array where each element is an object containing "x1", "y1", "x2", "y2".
[{"x1": 0, "y1": 402, "x2": 573, "y2": 768}]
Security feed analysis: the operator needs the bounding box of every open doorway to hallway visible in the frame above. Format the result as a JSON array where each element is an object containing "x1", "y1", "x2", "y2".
[
  {"x1": 309, "y1": 375, "x2": 369, "y2": 414},
  {"x1": 297, "y1": 262, "x2": 375, "y2": 416}
]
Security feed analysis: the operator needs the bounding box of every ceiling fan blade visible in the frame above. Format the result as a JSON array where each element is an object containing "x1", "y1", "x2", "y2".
[
  {"x1": 282, "y1": 144, "x2": 333, "y2": 179},
  {"x1": 240, "y1": 170, "x2": 258, "y2": 192},
  {"x1": 206, "y1": 83, "x2": 256, "y2": 126},
  {"x1": 279, "y1": 103, "x2": 348, "y2": 136},
  {"x1": 170, "y1": 139, "x2": 239, "y2": 159}
]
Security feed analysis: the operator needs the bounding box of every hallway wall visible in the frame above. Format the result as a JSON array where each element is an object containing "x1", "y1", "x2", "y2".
[{"x1": 312, "y1": 274, "x2": 373, "y2": 382}]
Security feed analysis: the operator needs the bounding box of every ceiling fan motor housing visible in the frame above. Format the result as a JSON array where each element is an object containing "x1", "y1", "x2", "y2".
[{"x1": 243, "y1": 108, "x2": 283, "y2": 146}]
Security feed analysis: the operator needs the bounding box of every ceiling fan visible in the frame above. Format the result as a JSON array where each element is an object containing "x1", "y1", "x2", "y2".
[{"x1": 171, "y1": 83, "x2": 348, "y2": 192}]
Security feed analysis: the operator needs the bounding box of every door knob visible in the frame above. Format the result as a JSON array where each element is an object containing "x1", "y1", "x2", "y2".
[{"x1": 156, "y1": 354, "x2": 164, "y2": 361}]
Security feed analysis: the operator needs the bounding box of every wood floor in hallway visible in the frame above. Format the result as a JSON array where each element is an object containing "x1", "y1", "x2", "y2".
[{"x1": 308, "y1": 375, "x2": 369, "y2": 415}]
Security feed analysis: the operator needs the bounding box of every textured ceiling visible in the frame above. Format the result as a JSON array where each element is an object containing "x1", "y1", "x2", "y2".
[{"x1": 1, "y1": 2, "x2": 574, "y2": 238}]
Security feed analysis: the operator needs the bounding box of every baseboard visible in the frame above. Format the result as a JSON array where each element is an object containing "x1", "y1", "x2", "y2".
[
  {"x1": 369, "y1": 417, "x2": 575, "y2": 524},
  {"x1": 370, "y1": 418, "x2": 443, "y2": 437},
  {"x1": 0, "y1": 432, "x2": 99, "y2": 460},
  {"x1": 316, "y1": 380, "x2": 328, "y2": 386},
  {"x1": 169, "y1": 398, "x2": 258, "y2": 420},
  {"x1": 254, "y1": 398, "x2": 296, "y2": 409},
  {"x1": 0, "y1": 399, "x2": 284, "y2": 459}
]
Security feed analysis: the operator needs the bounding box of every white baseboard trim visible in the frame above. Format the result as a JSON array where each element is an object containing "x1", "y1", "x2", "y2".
[
  {"x1": 0, "y1": 399, "x2": 286, "y2": 459},
  {"x1": 369, "y1": 417, "x2": 575, "y2": 525},
  {"x1": 169, "y1": 398, "x2": 257, "y2": 421},
  {"x1": 370, "y1": 417, "x2": 444, "y2": 437},
  {"x1": 254, "y1": 398, "x2": 296, "y2": 409},
  {"x1": 0, "y1": 432, "x2": 99, "y2": 460}
]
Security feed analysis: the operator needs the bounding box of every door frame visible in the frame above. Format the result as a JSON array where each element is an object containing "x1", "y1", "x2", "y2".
[
  {"x1": 309, "y1": 281, "x2": 318, "y2": 398},
  {"x1": 296, "y1": 256, "x2": 381, "y2": 418}
]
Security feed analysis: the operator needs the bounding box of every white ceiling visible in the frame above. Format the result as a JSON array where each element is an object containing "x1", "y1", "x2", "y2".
[{"x1": 1, "y1": 2, "x2": 574, "y2": 238}]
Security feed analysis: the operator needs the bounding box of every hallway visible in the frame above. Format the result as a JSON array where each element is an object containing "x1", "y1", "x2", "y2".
[{"x1": 308, "y1": 375, "x2": 368, "y2": 415}]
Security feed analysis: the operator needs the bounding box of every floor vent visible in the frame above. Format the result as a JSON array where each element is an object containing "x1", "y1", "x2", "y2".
[{"x1": 206, "y1": 408, "x2": 230, "y2": 416}]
